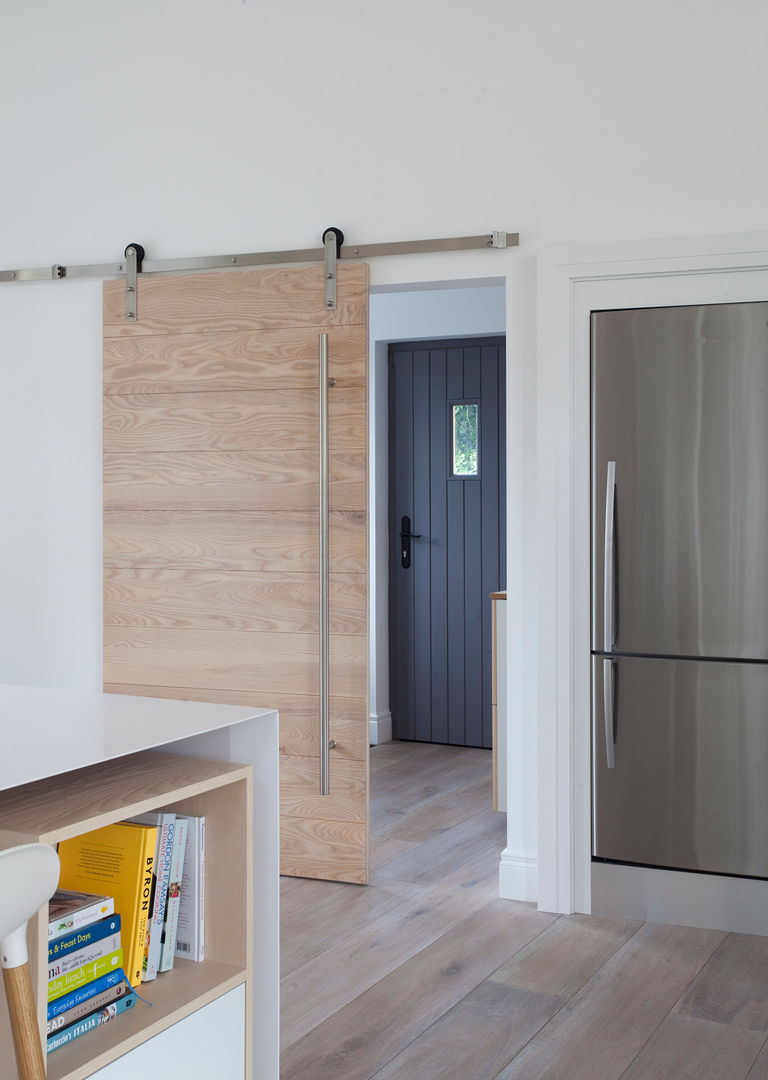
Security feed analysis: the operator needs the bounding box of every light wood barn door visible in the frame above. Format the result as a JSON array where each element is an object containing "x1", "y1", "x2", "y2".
[{"x1": 102, "y1": 264, "x2": 369, "y2": 883}]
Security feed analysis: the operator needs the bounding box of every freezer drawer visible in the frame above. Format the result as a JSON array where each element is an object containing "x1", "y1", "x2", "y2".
[
  {"x1": 592, "y1": 655, "x2": 768, "y2": 878},
  {"x1": 591, "y1": 302, "x2": 768, "y2": 659}
]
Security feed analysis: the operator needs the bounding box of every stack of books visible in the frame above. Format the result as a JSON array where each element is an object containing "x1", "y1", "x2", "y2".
[
  {"x1": 46, "y1": 891, "x2": 135, "y2": 1054},
  {"x1": 49, "y1": 811, "x2": 205, "y2": 1055}
]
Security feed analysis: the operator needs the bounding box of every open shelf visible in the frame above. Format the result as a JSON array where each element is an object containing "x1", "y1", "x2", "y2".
[{"x1": 0, "y1": 750, "x2": 253, "y2": 1080}]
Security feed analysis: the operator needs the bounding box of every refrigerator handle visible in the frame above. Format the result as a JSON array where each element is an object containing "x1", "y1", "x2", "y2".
[
  {"x1": 604, "y1": 460, "x2": 616, "y2": 652},
  {"x1": 603, "y1": 658, "x2": 616, "y2": 769}
]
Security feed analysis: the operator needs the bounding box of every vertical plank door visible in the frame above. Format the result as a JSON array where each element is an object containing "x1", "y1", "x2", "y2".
[
  {"x1": 102, "y1": 264, "x2": 369, "y2": 883},
  {"x1": 388, "y1": 337, "x2": 506, "y2": 748}
]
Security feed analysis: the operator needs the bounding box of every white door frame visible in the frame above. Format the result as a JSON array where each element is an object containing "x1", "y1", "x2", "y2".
[{"x1": 537, "y1": 231, "x2": 768, "y2": 915}]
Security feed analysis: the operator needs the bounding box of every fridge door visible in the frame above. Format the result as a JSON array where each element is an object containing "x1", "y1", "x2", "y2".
[
  {"x1": 592, "y1": 655, "x2": 768, "y2": 878},
  {"x1": 592, "y1": 302, "x2": 768, "y2": 659}
]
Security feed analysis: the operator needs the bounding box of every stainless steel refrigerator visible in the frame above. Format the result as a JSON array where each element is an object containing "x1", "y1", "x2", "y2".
[{"x1": 591, "y1": 301, "x2": 768, "y2": 880}]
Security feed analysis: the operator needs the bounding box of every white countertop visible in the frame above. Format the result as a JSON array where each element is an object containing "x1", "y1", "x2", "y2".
[{"x1": 0, "y1": 684, "x2": 276, "y2": 791}]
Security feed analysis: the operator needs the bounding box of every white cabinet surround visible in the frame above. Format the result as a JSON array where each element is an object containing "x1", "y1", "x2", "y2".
[{"x1": 0, "y1": 686, "x2": 279, "y2": 1079}]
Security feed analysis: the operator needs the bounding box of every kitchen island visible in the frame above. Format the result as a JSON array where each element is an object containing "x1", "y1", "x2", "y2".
[{"x1": 0, "y1": 685, "x2": 279, "y2": 1080}]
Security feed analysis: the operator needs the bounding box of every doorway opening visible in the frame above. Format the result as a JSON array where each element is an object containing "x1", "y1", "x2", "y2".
[
  {"x1": 387, "y1": 335, "x2": 506, "y2": 747},
  {"x1": 368, "y1": 280, "x2": 506, "y2": 767}
]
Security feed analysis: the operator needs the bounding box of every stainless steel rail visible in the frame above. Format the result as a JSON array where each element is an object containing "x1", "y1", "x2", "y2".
[{"x1": 0, "y1": 231, "x2": 518, "y2": 286}]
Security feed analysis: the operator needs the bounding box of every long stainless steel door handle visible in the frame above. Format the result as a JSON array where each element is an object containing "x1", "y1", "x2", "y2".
[
  {"x1": 604, "y1": 460, "x2": 616, "y2": 652},
  {"x1": 603, "y1": 657, "x2": 616, "y2": 769},
  {"x1": 319, "y1": 333, "x2": 331, "y2": 796}
]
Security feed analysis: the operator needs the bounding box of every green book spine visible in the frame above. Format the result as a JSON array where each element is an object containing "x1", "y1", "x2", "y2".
[{"x1": 47, "y1": 948, "x2": 123, "y2": 1004}]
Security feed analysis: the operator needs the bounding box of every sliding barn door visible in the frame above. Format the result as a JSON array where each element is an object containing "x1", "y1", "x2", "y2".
[{"x1": 102, "y1": 264, "x2": 369, "y2": 883}]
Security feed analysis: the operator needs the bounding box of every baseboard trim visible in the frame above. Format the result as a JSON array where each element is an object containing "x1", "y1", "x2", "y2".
[
  {"x1": 591, "y1": 862, "x2": 768, "y2": 935},
  {"x1": 369, "y1": 711, "x2": 392, "y2": 746},
  {"x1": 499, "y1": 847, "x2": 538, "y2": 903}
]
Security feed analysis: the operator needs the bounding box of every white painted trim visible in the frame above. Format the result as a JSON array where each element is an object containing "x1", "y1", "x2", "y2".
[
  {"x1": 369, "y1": 711, "x2": 392, "y2": 746},
  {"x1": 498, "y1": 848, "x2": 538, "y2": 903},
  {"x1": 537, "y1": 230, "x2": 768, "y2": 917}
]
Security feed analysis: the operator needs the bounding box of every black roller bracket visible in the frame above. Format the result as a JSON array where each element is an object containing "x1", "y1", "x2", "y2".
[
  {"x1": 322, "y1": 228, "x2": 344, "y2": 310},
  {"x1": 322, "y1": 227, "x2": 344, "y2": 258},
  {"x1": 124, "y1": 243, "x2": 145, "y2": 321}
]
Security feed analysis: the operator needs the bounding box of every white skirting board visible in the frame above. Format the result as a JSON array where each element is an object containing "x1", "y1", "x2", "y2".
[
  {"x1": 370, "y1": 711, "x2": 392, "y2": 745},
  {"x1": 591, "y1": 862, "x2": 768, "y2": 936},
  {"x1": 499, "y1": 847, "x2": 538, "y2": 903}
]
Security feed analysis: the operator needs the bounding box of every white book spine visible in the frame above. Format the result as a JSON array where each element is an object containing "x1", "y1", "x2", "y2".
[{"x1": 174, "y1": 815, "x2": 205, "y2": 962}]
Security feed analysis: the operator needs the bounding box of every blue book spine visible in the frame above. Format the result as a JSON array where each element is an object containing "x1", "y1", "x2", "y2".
[
  {"x1": 48, "y1": 914, "x2": 122, "y2": 962},
  {"x1": 47, "y1": 992, "x2": 136, "y2": 1054},
  {"x1": 47, "y1": 967, "x2": 127, "y2": 1021}
]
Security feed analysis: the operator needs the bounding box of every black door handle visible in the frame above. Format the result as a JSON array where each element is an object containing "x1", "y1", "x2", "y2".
[{"x1": 400, "y1": 515, "x2": 421, "y2": 569}]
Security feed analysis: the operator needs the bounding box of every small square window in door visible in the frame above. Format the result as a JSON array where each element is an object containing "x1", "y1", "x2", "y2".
[{"x1": 451, "y1": 402, "x2": 479, "y2": 477}]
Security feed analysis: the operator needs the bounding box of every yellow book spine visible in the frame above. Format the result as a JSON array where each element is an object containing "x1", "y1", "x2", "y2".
[
  {"x1": 48, "y1": 949, "x2": 123, "y2": 1003},
  {"x1": 130, "y1": 827, "x2": 157, "y2": 985}
]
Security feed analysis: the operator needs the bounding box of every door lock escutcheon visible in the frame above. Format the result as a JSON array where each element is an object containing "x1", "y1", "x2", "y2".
[{"x1": 399, "y1": 515, "x2": 421, "y2": 569}]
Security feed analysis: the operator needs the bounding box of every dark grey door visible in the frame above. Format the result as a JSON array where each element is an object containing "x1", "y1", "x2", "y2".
[{"x1": 388, "y1": 337, "x2": 506, "y2": 747}]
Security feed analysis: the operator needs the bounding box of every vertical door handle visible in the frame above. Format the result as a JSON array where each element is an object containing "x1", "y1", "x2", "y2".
[
  {"x1": 319, "y1": 333, "x2": 332, "y2": 795},
  {"x1": 604, "y1": 460, "x2": 616, "y2": 652},
  {"x1": 399, "y1": 515, "x2": 421, "y2": 569},
  {"x1": 603, "y1": 658, "x2": 616, "y2": 769}
]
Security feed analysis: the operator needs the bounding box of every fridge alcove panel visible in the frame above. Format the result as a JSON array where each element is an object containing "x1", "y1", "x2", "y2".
[{"x1": 592, "y1": 656, "x2": 768, "y2": 879}]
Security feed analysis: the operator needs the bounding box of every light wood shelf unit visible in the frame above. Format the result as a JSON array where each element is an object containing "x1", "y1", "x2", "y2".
[{"x1": 0, "y1": 750, "x2": 254, "y2": 1080}]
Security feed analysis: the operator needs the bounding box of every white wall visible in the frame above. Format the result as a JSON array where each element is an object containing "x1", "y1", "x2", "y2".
[
  {"x1": 2, "y1": 0, "x2": 768, "y2": 900},
  {"x1": 0, "y1": 281, "x2": 102, "y2": 690},
  {"x1": 368, "y1": 283, "x2": 506, "y2": 743}
]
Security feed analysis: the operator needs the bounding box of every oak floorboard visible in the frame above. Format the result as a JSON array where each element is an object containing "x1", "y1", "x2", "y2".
[
  {"x1": 374, "y1": 807, "x2": 507, "y2": 885},
  {"x1": 369, "y1": 739, "x2": 444, "y2": 775},
  {"x1": 488, "y1": 912, "x2": 640, "y2": 999},
  {"x1": 674, "y1": 932, "x2": 768, "y2": 1032},
  {"x1": 280, "y1": 844, "x2": 503, "y2": 1048},
  {"x1": 371, "y1": 979, "x2": 564, "y2": 1080},
  {"x1": 372, "y1": 750, "x2": 492, "y2": 829},
  {"x1": 373, "y1": 775, "x2": 492, "y2": 843},
  {"x1": 492, "y1": 922, "x2": 726, "y2": 1080},
  {"x1": 619, "y1": 1014, "x2": 767, "y2": 1080},
  {"x1": 371, "y1": 916, "x2": 642, "y2": 1080},
  {"x1": 280, "y1": 899, "x2": 556, "y2": 1080},
  {"x1": 370, "y1": 834, "x2": 418, "y2": 868},
  {"x1": 746, "y1": 1040, "x2": 768, "y2": 1078},
  {"x1": 281, "y1": 877, "x2": 418, "y2": 978}
]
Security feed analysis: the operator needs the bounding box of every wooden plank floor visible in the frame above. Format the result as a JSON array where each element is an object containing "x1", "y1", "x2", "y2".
[{"x1": 280, "y1": 741, "x2": 768, "y2": 1079}]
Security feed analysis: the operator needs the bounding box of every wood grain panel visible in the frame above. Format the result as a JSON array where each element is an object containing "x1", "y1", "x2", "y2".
[
  {"x1": 103, "y1": 325, "x2": 366, "y2": 393},
  {"x1": 280, "y1": 756, "x2": 366, "y2": 822},
  {"x1": 103, "y1": 265, "x2": 367, "y2": 336},
  {"x1": 103, "y1": 509, "x2": 366, "y2": 573},
  {"x1": 104, "y1": 264, "x2": 368, "y2": 883},
  {"x1": 104, "y1": 390, "x2": 317, "y2": 451},
  {"x1": 104, "y1": 449, "x2": 365, "y2": 511},
  {"x1": 280, "y1": 817, "x2": 368, "y2": 884},
  {"x1": 104, "y1": 388, "x2": 366, "y2": 451},
  {"x1": 105, "y1": 569, "x2": 366, "y2": 635},
  {"x1": 103, "y1": 627, "x2": 367, "y2": 697}
]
